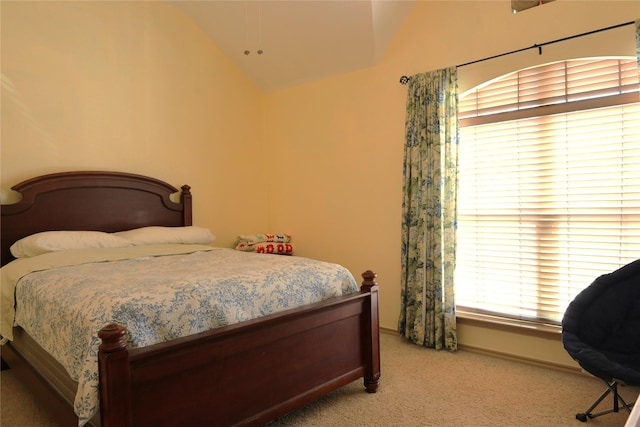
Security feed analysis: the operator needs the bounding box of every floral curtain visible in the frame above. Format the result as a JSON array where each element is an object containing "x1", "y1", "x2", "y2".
[{"x1": 399, "y1": 67, "x2": 458, "y2": 351}]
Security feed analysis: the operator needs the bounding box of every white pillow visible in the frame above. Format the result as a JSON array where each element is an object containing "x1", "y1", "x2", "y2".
[
  {"x1": 114, "y1": 226, "x2": 215, "y2": 246},
  {"x1": 10, "y1": 231, "x2": 134, "y2": 258}
]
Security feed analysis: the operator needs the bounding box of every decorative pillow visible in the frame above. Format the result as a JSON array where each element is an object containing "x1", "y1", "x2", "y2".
[
  {"x1": 114, "y1": 226, "x2": 215, "y2": 246},
  {"x1": 235, "y1": 233, "x2": 292, "y2": 245},
  {"x1": 235, "y1": 242, "x2": 294, "y2": 255},
  {"x1": 10, "y1": 231, "x2": 134, "y2": 258}
]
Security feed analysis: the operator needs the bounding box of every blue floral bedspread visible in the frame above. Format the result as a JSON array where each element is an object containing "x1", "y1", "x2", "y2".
[{"x1": 9, "y1": 245, "x2": 358, "y2": 426}]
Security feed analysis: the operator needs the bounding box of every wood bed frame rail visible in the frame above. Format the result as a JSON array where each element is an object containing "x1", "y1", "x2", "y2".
[{"x1": 98, "y1": 271, "x2": 380, "y2": 427}]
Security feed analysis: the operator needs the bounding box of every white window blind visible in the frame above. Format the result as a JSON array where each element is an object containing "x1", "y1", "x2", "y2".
[
  {"x1": 455, "y1": 58, "x2": 640, "y2": 325},
  {"x1": 460, "y1": 58, "x2": 639, "y2": 122}
]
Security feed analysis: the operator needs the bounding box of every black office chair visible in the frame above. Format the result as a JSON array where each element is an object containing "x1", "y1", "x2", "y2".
[{"x1": 562, "y1": 259, "x2": 640, "y2": 422}]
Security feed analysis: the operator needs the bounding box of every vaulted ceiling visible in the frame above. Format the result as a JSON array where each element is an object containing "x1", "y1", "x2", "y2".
[{"x1": 168, "y1": 1, "x2": 416, "y2": 92}]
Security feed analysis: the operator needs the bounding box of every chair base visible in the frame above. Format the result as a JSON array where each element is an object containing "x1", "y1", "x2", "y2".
[{"x1": 576, "y1": 379, "x2": 635, "y2": 422}]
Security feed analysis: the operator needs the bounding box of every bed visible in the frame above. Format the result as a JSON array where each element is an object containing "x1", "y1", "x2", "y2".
[{"x1": 0, "y1": 170, "x2": 380, "y2": 427}]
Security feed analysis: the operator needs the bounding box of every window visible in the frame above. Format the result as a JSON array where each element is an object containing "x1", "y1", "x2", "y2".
[{"x1": 455, "y1": 58, "x2": 640, "y2": 325}]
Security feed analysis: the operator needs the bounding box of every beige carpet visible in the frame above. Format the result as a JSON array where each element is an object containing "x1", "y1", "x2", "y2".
[{"x1": 2, "y1": 331, "x2": 638, "y2": 427}]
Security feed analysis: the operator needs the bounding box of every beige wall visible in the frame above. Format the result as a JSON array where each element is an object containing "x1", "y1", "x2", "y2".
[
  {"x1": 2, "y1": 1, "x2": 639, "y2": 368},
  {"x1": 1, "y1": 1, "x2": 269, "y2": 245}
]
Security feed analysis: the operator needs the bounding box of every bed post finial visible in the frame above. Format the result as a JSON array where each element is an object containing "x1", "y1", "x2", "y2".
[
  {"x1": 98, "y1": 324, "x2": 128, "y2": 353},
  {"x1": 361, "y1": 270, "x2": 377, "y2": 289}
]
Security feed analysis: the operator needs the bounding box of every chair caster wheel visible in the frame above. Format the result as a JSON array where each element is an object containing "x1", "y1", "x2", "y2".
[{"x1": 576, "y1": 413, "x2": 588, "y2": 422}]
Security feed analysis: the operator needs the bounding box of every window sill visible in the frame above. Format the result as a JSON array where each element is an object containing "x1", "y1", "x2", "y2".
[{"x1": 456, "y1": 310, "x2": 562, "y2": 339}]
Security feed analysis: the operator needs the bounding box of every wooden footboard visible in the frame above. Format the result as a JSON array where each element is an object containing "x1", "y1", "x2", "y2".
[{"x1": 98, "y1": 271, "x2": 380, "y2": 427}]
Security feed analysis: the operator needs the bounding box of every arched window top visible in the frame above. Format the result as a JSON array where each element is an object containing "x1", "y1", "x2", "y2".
[
  {"x1": 455, "y1": 56, "x2": 640, "y2": 325},
  {"x1": 460, "y1": 57, "x2": 639, "y2": 125}
]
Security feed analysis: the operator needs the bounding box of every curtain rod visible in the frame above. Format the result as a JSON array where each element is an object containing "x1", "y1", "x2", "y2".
[{"x1": 399, "y1": 20, "x2": 635, "y2": 85}]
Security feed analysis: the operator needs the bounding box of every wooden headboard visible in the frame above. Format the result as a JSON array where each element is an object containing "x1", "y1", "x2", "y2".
[{"x1": 1, "y1": 171, "x2": 192, "y2": 266}]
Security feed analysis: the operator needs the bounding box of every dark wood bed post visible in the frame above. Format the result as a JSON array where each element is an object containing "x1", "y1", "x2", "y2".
[
  {"x1": 180, "y1": 185, "x2": 193, "y2": 226},
  {"x1": 361, "y1": 270, "x2": 381, "y2": 393},
  {"x1": 98, "y1": 324, "x2": 132, "y2": 427}
]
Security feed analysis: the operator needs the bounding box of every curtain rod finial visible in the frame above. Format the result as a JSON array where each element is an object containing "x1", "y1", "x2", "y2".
[{"x1": 400, "y1": 75, "x2": 410, "y2": 85}]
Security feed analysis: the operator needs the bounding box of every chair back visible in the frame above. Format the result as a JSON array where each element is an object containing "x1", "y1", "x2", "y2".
[{"x1": 562, "y1": 259, "x2": 640, "y2": 385}]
